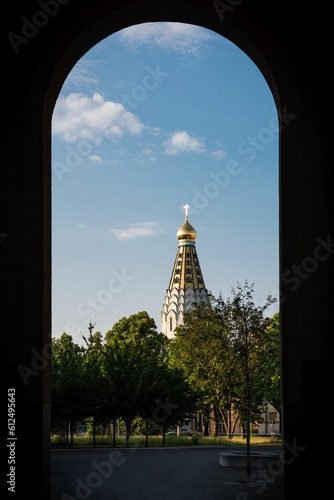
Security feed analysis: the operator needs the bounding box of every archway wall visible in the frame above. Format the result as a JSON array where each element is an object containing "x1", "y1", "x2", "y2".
[{"x1": 2, "y1": 1, "x2": 332, "y2": 499}]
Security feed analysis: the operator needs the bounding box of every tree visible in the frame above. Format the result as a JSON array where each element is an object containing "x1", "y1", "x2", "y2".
[
  {"x1": 103, "y1": 340, "x2": 149, "y2": 447},
  {"x1": 152, "y1": 363, "x2": 200, "y2": 445},
  {"x1": 103, "y1": 311, "x2": 199, "y2": 447},
  {"x1": 105, "y1": 310, "x2": 166, "y2": 354},
  {"x1": 104, "y1": 311, "x2": 167, "y2": 447},
  {"x1": 81, "y1": 325, "x2": 111, "y2": 447},
  {"x1": 51, "y1": 333, "x2": 85, "y2": 445},
  {"x1": 257, "y1": 312, "x2": 281, "y2": 415},
  {"x1": 170, "y1": 299, "x2": 240, "y2": 437},
  {"x1": 219, "y1": 280, "x2": 277, "y2": 478},
  {"x1": 169, "y1": 282, "x2": 279, "y2": 479}
]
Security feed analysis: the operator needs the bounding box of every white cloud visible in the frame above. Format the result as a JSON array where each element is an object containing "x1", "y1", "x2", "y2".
[
  {"x1": 142, "y1": 148, "x2": 157, "y2": 161},
  {"x1": 163, "y1": 130, "x2": 205, "y2": 155},
  {"x1": 64, "y1": 60, "x2": 99, "y2": 88},
  {"x1": 209, "y1": 149, "x2": 226, "y2": 160},
  {"x1": 118, "y1": 22, "x2": 215, "y2": 56},
  {"x1": 104, "y1": 221, "x2": 163, "y2": 241},
  {"x1": 142, "y1": 148, "x2": 154, "y2": 156},
  {"x1": 88, "y1": 155, "x2": 102, "y2": 162},
  {"x1": 76, "y1": 225, "x2": 86, "y2": 229},
  {"x1": 52, "y1": 92, "x2": 145, "y2": 144},
  {"x1": 148, "y1": 126, "x2": 161, "y2": 137}
]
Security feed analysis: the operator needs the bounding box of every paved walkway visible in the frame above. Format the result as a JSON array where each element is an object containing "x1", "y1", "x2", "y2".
[{"x1": 50, "y1": 444, "x2": 284, "y2": 499}]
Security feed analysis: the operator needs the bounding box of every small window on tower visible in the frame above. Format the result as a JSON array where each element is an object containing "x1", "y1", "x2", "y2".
[{"x1": 170, "y1": 317, "x2": 173, "y2": 331}]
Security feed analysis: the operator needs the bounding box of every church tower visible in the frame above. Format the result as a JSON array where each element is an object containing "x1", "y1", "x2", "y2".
[{"x1": 160, "y1": 205, "x2": 210, "y2": 338}]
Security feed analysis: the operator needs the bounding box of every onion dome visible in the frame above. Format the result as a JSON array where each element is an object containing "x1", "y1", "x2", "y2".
[
  {"x1": 176, "y1": 204, "x2": 197, "y2": 241},
  {"x1": 177, "y1": 216, "x2": 197, "y2": 241}
]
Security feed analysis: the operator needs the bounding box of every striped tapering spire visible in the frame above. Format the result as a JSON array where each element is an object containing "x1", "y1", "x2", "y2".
[{"x1": 160, "y1": 206, "x2": 209, "y2": 338}]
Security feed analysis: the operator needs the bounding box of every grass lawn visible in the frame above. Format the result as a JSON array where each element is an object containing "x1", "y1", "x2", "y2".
[{"x1": 51, "y1": 433, "x2": 281, "y2": 449}]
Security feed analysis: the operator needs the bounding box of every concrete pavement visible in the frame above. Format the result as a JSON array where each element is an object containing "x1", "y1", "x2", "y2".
[{"x1": 50, "y1": 444, "x2": 284, "y2": 499}]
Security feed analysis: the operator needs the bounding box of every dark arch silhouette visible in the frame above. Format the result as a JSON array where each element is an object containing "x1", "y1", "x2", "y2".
[{"x1": 2, "y1": 2, "x2": 331, "y2": 499}]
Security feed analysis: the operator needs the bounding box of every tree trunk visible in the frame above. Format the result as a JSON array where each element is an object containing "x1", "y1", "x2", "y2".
[
  {"x1": 66, "y1": 420, "x2": 69, "y2": 445},
  {"x1": 112, "y1": 419, "x2": 116, "y2": 447},
  {"x1": 145, "y1": 419, "x2": 149, "y2": 447},
  {"x1": 70, "y1": 419, "x2": 74, "y2": 447},
  {"x1": 126, "y1": 419, "x2": 130, "y2": 448},
  {"x1": 93, "y1": 416, "x2": 96, "y2": 448},
  {"x1": 246, "y1": 393, "x2": 251, "y2": 479},
  {"x1": 162, "y1": 423, "x2": 166, "y2": 447}
]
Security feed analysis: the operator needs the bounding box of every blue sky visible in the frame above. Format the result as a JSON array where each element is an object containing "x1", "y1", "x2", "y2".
[{"x1": 51, "y1": 22, "x2": 279, "y2": 346}]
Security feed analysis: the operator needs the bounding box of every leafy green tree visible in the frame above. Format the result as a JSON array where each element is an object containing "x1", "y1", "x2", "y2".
[
  {"x1": 218, "y1": 280, "x2": 277, "y2": 478},
  {"x1": 81, "y1": 324, "x2": 112, "y2": 447},
  {"x1": 104, "y1": 312, "x2": 165, "y2": 446},
  {"x1": 257, "y1": 312, "x2": 281, "y2": 415},
  {"x1": 146, "y1": 360, "x2": 200, "y2": 444},
  {"x1": 103, "y1": 311, "x2": 198, "y2": 447},
  {"x1": 105, "y1": 310, "x2": 166, "y2": 354},
  {"x1": 170, "y1": 282, "x2": 279, "y2": 454},
  {"x1": 51, "y1": 333, "x2": 85, "y2": 445},
  {"x1": 103, "y1": 339, "x2": 148, "y2": 446},
  {"x1": 170, "y1": 299, "x2": 240, "y2": 437}
]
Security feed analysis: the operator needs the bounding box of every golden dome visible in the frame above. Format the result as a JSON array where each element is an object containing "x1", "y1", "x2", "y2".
[{"x1": 177, "y1": 216, "x2": 197, "y2": 241}]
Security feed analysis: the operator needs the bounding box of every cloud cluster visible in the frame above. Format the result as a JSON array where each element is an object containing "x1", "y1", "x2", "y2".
[
  {"x1": 52, "y1": 93, "x2": 207, "y2": 158},
  {"x1": 163, "y1": 130, "x2": 205, "y2": 155},
  {"x1": 65, "y1": 60, "x2": 99, "y2": 88},
  {"x1": 52, "y1": 92, "x2": 145, "y2": 144},
  {"x1": 104, "y1": 222, "x2": 163, "y2": 241},
  {"x1": 118, "y1": 22, "x2": 214, "y2": 56},
  {"x1": 209, "y1": 149, "x2": 226, "y2": 160}
]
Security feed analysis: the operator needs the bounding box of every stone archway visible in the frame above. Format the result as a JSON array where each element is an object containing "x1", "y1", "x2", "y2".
[{"x1": 2, "y1": 2, "x2": 331, "y2": 499}]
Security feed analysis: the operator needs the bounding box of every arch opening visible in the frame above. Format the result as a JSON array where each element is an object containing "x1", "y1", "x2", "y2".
[{"x1": 49, "y1": 17, "x2": 278, "y2": 498}]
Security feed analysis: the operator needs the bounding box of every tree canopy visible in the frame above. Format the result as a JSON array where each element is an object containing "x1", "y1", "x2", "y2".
[{"x1": 51, "y1": 287, "x2": 280, "y2": 456}]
